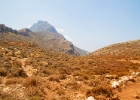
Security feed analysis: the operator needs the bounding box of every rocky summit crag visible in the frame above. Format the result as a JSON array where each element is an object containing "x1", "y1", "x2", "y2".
[{"x1": 30, "y1": 20, "x2": 57, "y2": 33}]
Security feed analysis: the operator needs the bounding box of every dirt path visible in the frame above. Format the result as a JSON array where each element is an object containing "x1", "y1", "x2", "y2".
[{"x1": 115, "y1": 80, "x2": 140, "y2": 100}]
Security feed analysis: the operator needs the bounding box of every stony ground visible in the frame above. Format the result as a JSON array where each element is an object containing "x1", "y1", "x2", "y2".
[
  {"x1": 115, "y1": 79, "x2": 140, "y2": 100},
  {"x1": 0, "y1": 40, "x2": 140, "y2": 100}
]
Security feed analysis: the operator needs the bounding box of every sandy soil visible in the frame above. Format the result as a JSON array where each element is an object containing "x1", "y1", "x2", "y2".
[{"x1": 115, "y1": 80, "x2": 140, "y2": 100}]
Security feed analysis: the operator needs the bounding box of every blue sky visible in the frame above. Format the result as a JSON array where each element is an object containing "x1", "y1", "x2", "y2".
[{"x1": 0, "y1": 0, "x2": 140, "y2": 52}]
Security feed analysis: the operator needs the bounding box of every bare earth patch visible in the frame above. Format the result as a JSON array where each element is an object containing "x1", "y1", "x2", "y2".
[{"x1": 115, "y1": 80, "x2": 140, "y2": 100}]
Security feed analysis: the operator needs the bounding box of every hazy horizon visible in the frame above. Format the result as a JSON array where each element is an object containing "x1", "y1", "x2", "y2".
[{"x1": 0, "y1": 0, "x2": 140, "y2": 52}]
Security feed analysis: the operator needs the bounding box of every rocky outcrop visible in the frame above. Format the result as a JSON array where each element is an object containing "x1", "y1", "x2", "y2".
[
  {"x1": 6, "y1": 27, "x2": 13, "y2": 33},
  {"x1": 0, "y1": 24, "x2": 6, "y2": 32},
  {"x1": 18, "y1": 28, "x2": 31, "y2": 36},
  {"x1": 0, "y1": 24, "x2": 30, "y2": 36},
  {"x1": 0, "y1": 24, "x2": 18, "y2": 34}
]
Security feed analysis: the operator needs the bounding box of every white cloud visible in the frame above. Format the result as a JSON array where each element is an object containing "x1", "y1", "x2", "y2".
[
  {"x1": 56, "y1": 28, "x2": 65, "y2": 33},
  {"x1": 28, "y1": 25, "x2": 31, "y2": 28},
  {"x1": 56, "y1": 28, "x2": 72, "y2": 42},
  {"x1": 63, "y1": 35, "x2": 73, "y2": 42}
]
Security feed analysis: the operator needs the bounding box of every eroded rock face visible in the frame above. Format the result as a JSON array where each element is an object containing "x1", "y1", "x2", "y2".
[
  {"x1": 0, "y1": 24, "x2": 18, "y2": 34},
  {"x1": 0, "y1": 24, "x2": 7, "y2": 37},
  {"x1": 0, "y1": 24, "x2": 6, "y2": 32},
  {"x1": 5, "y1": 27, "x2": 13, "y2": 33}
]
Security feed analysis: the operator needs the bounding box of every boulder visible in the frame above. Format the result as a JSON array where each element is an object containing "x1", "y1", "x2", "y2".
[
  {"x1": 87, "y1": 96, "x2": 96, "y2": 100},
  {"x1": 111, "y1": 80, "x2": 120, "y2": 88},
  {"x1": 105, "y1": 74, "x2": 118, "y2": 79}
]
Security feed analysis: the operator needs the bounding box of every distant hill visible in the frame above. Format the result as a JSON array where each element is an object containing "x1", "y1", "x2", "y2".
[
  {"x1": 73, "y1": 46, "x2": 88, "y2": 56},
  {"x1": 92, "y1": 40, "x2": 140, "y2": 57},
  {"x1": 30, "y1": 20, "x2": 57, "y2": 33}
]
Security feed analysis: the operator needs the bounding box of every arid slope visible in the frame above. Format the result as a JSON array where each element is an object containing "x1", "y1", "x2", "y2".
[
  {"x1": 0, "y1": 38, "x2": 140, "y2": 100},
  {"x1": 92, "y1": 40, "x2": 140, "y2": 58}
]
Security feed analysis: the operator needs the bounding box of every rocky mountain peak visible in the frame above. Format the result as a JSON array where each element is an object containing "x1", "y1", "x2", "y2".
[
  {"x1": 37, "y1": 20, "x2": 48, "y2": 24},
  {"x1": 30, "y1": 20, "x2": 57, "y2": 33}
]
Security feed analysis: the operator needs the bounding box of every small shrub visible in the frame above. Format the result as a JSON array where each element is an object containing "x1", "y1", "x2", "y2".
[
  {"x1": 40, "y1": 69, "x2": 51, "y2": 76},
  {"x1": 48, "y1": 76, "x2": 60, "y2": 83},
  {"x1": 9, "y1": 68, "x2": 27, "y2": 77},
  {"x1": 0, "y1": 68, "x2": 7, "y2": 76},
  {"x1": 66, "y1": 82, "x2": 81, "y2": 90},
  {"x1": 28, "y1": 95, "x2": 42, "y2": 100},
  {"x1": 59, "y1": 74, "x2": 66, "y2": 80},
  {"x1": 57, "y1": 89, "x2": 65, "y2": 96},
  {"x1": 24, "y1": 86, "x2": 41, "y2": 97},
  {"x1": 23, "y1": 77, "x2": 44, "y2": 98},
  {"x1": 0, "y1": 91, "x2": 12, "y2": 100},
  {"x1": 23, "y1": 77, "x2": 39, "y2": 87},
  {"x1": 83, "y1": 75, "x2": 89, "y2": 80},
  {"x1": 86, "y1": 86, "x2": 113, "y2": 98}
]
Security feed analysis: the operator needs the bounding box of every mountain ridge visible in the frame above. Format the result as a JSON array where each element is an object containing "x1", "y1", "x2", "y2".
[{"x1": 0, "y1": 24, "x2": 80, "y2": 55}]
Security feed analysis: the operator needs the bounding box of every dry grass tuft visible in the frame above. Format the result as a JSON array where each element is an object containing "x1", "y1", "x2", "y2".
[
  {"x1": 86, "y1": 86, "x2": 114, "y2": 98},
  {"x1": 5, "y1": 78, "x2": 23, "y2": 85}
]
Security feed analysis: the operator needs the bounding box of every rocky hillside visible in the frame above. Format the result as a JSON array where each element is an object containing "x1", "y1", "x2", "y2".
[
  {"x1": 0, "y1": 24, "x2": 79, "y2": 55},
  {"x1": 32, "y1": 31, "x2": 79, "y2": 55},
  {"x1": 92, "y1": 40, "x2": 140, "y2": 57},
  {"x1": 29, "y1": 20, "x2": 87, "y2": 56}
]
